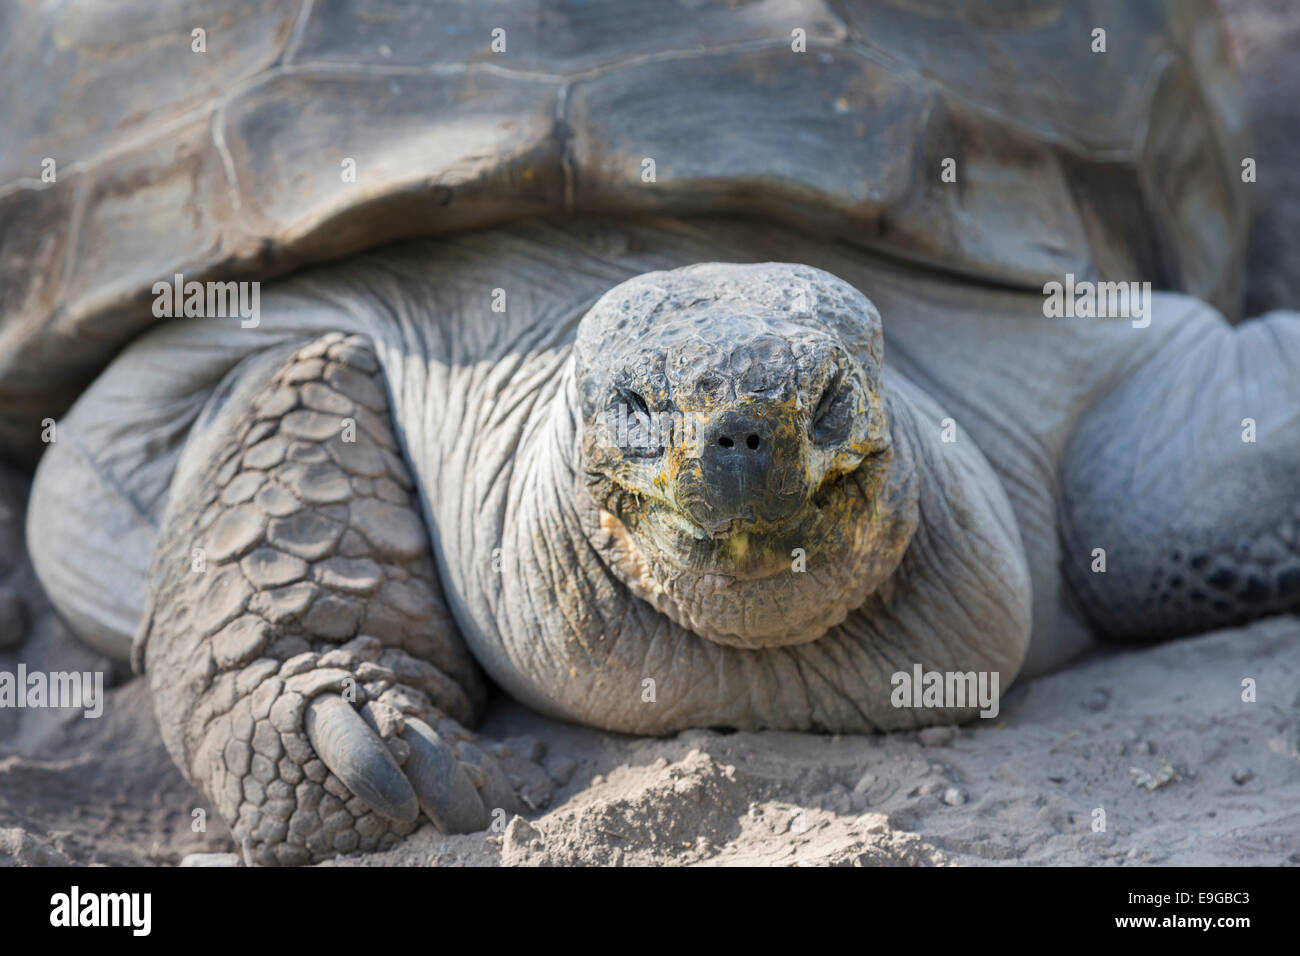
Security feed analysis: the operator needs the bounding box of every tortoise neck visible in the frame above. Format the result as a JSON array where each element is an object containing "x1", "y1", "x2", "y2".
[{"x1": 506, "y1": 355, "x2": 588, "y2": 547}]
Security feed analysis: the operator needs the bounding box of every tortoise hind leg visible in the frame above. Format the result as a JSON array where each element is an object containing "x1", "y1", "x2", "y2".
[
  {"x1": 139, "y1": 332, "x2": 550, "y2": 865},
  {"x1": 1061, "y1": 304, "x2": 1300, "y2": 642}
]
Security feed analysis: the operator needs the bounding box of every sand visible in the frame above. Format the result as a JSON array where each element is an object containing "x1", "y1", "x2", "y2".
[{"x1": 336, "y1": 616, "x2": 1300, "y2": 867}]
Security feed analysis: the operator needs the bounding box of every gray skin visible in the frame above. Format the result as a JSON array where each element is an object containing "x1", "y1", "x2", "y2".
[{"x1": 26, "y1": 215, "x2": 1300, "y2": 864}]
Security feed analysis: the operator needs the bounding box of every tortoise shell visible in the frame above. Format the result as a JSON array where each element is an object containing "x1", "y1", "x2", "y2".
[{"x1": 0, "y1": 0, "x2": 1249, "y2": 462}]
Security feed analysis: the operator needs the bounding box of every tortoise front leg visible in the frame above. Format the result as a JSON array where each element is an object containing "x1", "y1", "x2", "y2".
[{"x1": 138, "y1": 333, "x2": 550, "y2": 864}]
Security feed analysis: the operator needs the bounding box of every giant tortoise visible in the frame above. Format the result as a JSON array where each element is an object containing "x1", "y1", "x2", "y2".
[{"x1": 1, "y1": 0, "x2": 1296, "y2": 865}]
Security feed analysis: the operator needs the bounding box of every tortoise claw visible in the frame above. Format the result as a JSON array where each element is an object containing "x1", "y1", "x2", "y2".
[
  {"x1": 304, "y1": 693, "x2": 419, "y2": 824},
  {"x1": 402, "y1": 718, "x2": 488, "y2": 833}
]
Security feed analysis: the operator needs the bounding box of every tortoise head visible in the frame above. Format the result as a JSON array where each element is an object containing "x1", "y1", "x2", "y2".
[{"x1": 574, "y1": 263, "x2": 918, "y2": 649}]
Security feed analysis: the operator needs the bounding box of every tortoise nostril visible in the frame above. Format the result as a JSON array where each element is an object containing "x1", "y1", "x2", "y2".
[{"x1": 717, "y1": 433, "x2": 762, "y2": 450}]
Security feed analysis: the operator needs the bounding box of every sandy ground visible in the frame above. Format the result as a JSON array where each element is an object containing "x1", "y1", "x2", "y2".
[
  {"x1": 3, "y1": 605, "x2": 1298, "y2": 867},
  {"x1": 353, "y1": 616, "x2": 1300, "y2": 868},
  {"x1": 343, "y1": 617, "x2": 1300, "y2": 867},
  {"x1": 2, "y1": 488, "x2": 1297, "y2": 868},
  {"x1": 2, "y1": 1, "x2": 1298, "y2": 868}
]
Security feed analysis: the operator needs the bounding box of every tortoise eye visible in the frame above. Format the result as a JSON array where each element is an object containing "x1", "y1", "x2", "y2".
[
  {"x1": 607, "y1": 388, "x2": 664, "y2": 458},
  {"x1": 811, "y1": 375, "x2": 851, "y2": 443},
  {"x1": 617, "y1": 388, "x2": 652, "y2": 419}
]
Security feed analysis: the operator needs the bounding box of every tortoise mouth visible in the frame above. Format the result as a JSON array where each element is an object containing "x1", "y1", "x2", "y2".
[
  {"x1": 586, "y1": 468, "x2": 898, "y2": 648},
  {"x1": 609, "y1": 470, "x2": 869, "y2": 582}
]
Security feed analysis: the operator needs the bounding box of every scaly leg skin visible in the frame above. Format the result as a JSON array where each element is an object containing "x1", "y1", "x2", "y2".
[
  {"x1": 136, "y1": 333, "x2": 552, "y2": 865},
  {"x1": 1062, "y1": 306, "x2": 1300, "y2": 641}
]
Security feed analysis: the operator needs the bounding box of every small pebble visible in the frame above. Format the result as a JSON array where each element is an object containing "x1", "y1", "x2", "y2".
[
  {"x1": 1231, "y1": 768, "x2": 1254, "y2": 786},
  {"x1": 1081, "y1": 689, "x2": 1110, "y2": 712},
  {"x1": 502, "y1": 817, "x2": 542, "y2": 854},
  {"x1": 1035, "y1": 805, "x2": 1070, "y2": 830},
  {"x1": 919, "y1": 726, "x2": 955, "y2": 747},
  {"x1": 544, "y1": 755, "x2": 578, "y2": 786},
  {"x1": 942, "y1": 787, "x2": 967, "y2": 807}
]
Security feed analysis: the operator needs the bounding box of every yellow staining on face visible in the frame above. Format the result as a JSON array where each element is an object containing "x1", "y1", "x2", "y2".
[
  {"x1": 656, "y1": 427, "x2": 695, "y2": 506},
  {"x1": 850, "y1": 498, "x2": 870, "y2": 550},
  {"x1": 842, "y1": 434, "x2": 873, "y2": 468},
  {"x1": 728, "y1": 532, "x2": 750, "y2": 562},
  {"x1": 599, "y1": 508, "x2": 665, "y2": 597},
  {"x1": 859, "y1": 388, "x2": 883, "y2": 429}
]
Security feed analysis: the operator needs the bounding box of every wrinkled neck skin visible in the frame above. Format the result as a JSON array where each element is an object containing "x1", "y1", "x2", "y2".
[{"x1": 477, "y1": 357, "x2": 1030, "y2": 735}]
